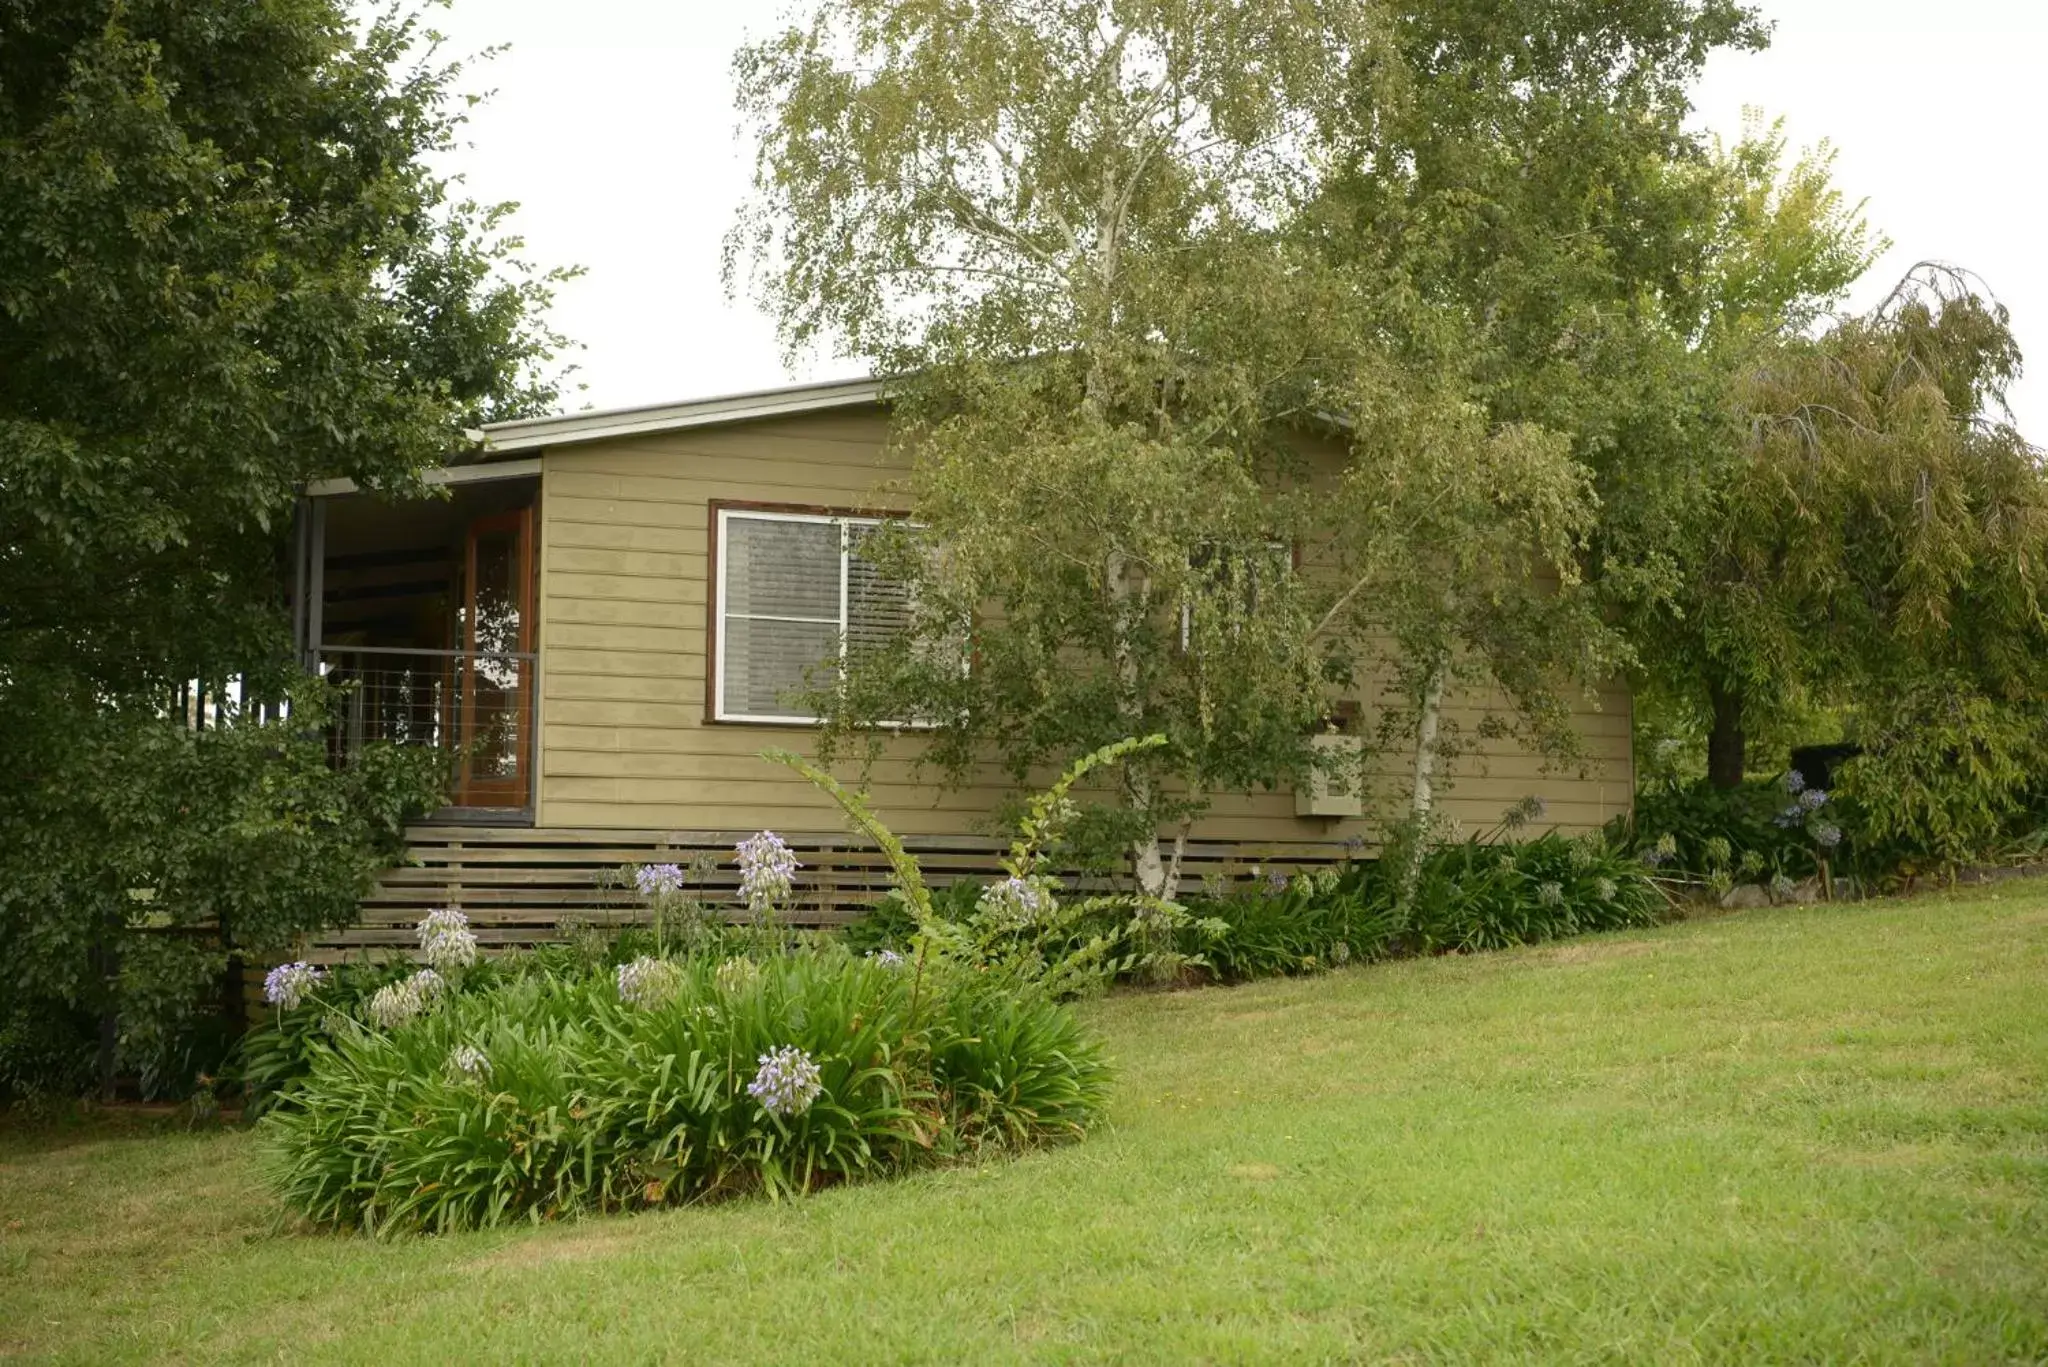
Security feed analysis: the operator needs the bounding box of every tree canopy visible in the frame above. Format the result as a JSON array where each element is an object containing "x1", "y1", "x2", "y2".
[
  {"x1": 733, "y1": 0, "x2": 1767, "y2": 894},
  {"x1": 0, "y1": 0, "x2": 570, "y2": 1098},
  {"x1": 0, "y1": 0, "x2": 572, "y2": 699}
]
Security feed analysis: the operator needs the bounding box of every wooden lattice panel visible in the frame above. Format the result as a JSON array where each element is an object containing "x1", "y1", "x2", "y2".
[{"x1": 308, "y1": 824, "x2": 1364, "y2": 962}]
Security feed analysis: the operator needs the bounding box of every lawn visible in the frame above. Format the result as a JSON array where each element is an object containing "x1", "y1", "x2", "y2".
[{"x1": 4, "y1": 889, "x2": 2046, "y2": 1364}]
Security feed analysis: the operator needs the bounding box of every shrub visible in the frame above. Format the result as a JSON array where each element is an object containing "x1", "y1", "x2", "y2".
[
  {"x1": 1159, "y1": 833, "x2": 1662, "y2": 981},
  {"x1": 1834, "y1": 682, "x2": 2048, "y2": 875},
  {"x1": 1399, "y1": 833, "x2": 1663, "y2": 952},
  {"x1": 1178, "y1": 867, "x2": 1402, "y2": 981},
  {"x1": 1, "y1": 681, "x2": 446, "y2": 1103},
  {"x1": 0, "y1": 996, "x2": 97, "y2": 1108},
  {"x1": 262, "y1": 949, "x2": 1110, "y2": 1234},
  {"x1": 1619, "y1": 776, "x2": 1840, "y2": 888}
]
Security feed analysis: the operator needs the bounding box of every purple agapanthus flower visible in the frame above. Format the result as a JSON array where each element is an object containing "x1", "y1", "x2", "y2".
[
  {"x1": 1784, "y1": 769, "x2": 1807, "y2": 795},
  {"x1": 736, "y1": 832, "x2": 800, "y2": 915},
  {"x1": 1814, "y1": 822, "x2": 1843, "y2": 849},
  {"x1": 263, "y1": 961, "x2": 322, "y2": 1011},
  {"x1": 1799, "y1": 788, "x2": 1829, "y2": 811},
  {"x1": 748, "y1": 1045, "x2": 824, "y2": 1119},
  {"x1": 635, "y1": 862, "x2": 685, "y2": 898}
]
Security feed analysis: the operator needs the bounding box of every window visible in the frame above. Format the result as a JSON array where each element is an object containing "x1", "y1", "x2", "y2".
[
  {"x1": 713, "y1": 507, "x2": 916, "y2": 723},
  {"x1": 1180, "y1": 540, "x2": 1293, "y2": 651}
]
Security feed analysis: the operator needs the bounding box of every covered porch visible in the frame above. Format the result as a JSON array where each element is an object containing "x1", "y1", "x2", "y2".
[{"x1": 294, "y1": 463, "x2": 541, "y2": 824}]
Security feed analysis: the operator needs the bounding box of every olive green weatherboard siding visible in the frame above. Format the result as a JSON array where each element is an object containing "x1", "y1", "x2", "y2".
[{"x1": 533, "y1": 409, "x2": 1632, "y2": 837}]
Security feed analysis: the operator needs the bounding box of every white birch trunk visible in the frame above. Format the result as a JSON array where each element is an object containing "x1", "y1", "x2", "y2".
[{"x1": 1396, "y1": 653, "x2": 1448, "y2": 911}]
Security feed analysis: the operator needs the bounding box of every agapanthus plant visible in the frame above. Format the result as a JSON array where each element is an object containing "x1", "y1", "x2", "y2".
[
  {"x1": 263, "y1": 961, "x2": 323, "y2": 1011},
  {"x1": 417, "y1": 907, "x2": 478, "y2": 972},
  {"x1": 1639, "y1": 833, "x2": 1678, "y2": 869},
  {"x1": 736, "y1": 831, "x2": 801, "y2": 917},
  {"x1": 714, "y1": 956, "x2": 761, "y2": 996},
  {"x1": 366, "y1": 969, "x2": 445, "y2": 1030},
  {"x1": 616, "y1": 955, "x2": 683, "y2": 1008},
  {"x1": 635, "y1": 862, "x2": 685, "y2": 898},
  {"x1": 747, "y1": 1044, "x2": 823, "y2": 1119},
  {"x1": 445, "y1": 1044, "x2": 491, "y2": 1084}
]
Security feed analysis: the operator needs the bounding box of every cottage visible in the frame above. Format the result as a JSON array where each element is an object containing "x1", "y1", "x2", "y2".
[{"x1": 295, "y1": 378, "x2": 1633, "y2": 953}]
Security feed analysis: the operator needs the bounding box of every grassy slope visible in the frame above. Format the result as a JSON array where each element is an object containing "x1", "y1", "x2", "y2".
[{"x1": 3, "y1": 890, "x2": 2045, "y2": 1365}]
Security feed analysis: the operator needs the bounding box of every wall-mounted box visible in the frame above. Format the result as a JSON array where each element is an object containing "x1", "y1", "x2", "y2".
[{"x1": 1295, "y1": 732, "x2": 1364, "y2": 817}]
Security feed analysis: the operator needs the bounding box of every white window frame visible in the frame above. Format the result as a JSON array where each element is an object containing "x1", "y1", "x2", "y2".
[{"x1": 712, "y1": 506, "x2": 920, "y2": 725}]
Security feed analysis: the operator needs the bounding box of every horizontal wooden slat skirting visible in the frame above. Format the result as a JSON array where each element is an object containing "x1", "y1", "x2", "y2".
[{"x1": 302, "y1": 824, "x2": 1366, "y2": 965}]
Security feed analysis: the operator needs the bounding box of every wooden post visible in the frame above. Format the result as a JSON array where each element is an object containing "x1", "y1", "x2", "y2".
[
  {"x1": 291, "y1": 496, "x2": 309, "y2": 666},
  {"x1": 307, "y1": 498, "x2": 327, "y2": 669}
]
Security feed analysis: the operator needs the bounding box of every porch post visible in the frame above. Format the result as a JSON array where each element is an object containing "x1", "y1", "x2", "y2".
[
  {"x1": 306, "y1": 497, "x2": 327, "y2": 669},
  {"x1": 291, "y1": 496, "x2": 309, "y2": 666}
]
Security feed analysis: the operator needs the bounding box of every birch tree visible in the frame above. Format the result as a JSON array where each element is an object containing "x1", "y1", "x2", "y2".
[{"x1": 730, "y1": 0, "x2": 1726, "y2": 895}]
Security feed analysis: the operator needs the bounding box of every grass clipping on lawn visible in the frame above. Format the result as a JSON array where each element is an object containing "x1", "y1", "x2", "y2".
[{"x1": 4, "y1": 889, "x2": 2047, "y2": 1363}]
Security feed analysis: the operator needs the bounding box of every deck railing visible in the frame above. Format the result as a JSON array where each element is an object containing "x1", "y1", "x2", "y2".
[{"x1": 316, "y1": 646, "x2": 535, "y2": 806}]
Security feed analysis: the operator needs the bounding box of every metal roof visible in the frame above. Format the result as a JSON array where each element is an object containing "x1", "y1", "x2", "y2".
[{"x1": 472, "y1": 375, "x2": 887, "y2": 457}]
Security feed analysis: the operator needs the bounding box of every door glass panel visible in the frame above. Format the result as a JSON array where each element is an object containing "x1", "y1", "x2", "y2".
[{"x1": 461, "y1": 517, "x2": 529, "y2": 801}]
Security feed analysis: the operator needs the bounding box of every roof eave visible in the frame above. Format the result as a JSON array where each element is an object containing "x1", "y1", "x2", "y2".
[{"x1": 471, "y1": 376, "x2": 889, "y2": 458}]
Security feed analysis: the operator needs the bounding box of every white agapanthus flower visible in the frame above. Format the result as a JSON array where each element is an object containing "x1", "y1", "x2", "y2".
[
  {"x1": 445, "y1": 1044, "x2": 490, "y2": 1084},
  {"x1": 615, "y1": 955, "x2": 683, "y2": 1008},
  {"x1": 735, "y1": 831, "x2": 800, "y2": 916},
  {"x1": 417, "y1": 907, "x2": 478, "y2": 972},
  {"x1": 714, "y1": 956, "x2": 762, "y2": 997},
  {"x1": 366, "y1": 968, "x2": 445, "y2": 1030}
]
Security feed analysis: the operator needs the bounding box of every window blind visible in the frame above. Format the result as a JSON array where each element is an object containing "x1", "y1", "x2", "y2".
[{"x1": 716, "y1": 510, "x2": 917, "y2": 722}]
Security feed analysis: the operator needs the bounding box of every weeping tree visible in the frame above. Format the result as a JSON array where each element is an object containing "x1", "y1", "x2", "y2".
[
  {"x1": 1612, "y1": 127, "x2": 2046, "y2": 791},
  {"x1": 732, "y1": 0, "x2": 1676, "y2": 898},
  {"x1": 1685, "y1": 265, "x2": 2048, "y2": 793}
]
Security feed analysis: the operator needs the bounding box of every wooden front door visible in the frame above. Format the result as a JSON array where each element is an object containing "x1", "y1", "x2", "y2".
[{"x1": 455, "y1": 508, "x2": 535, "y2": 808}]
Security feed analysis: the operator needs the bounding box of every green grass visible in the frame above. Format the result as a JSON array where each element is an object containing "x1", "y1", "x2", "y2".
[{"x1": 4, "y1": 889, "x2": 2046, "y2": 1364}]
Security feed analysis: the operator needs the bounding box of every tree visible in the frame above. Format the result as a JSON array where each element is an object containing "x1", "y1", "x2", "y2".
[
  {"x1": 1576, "y1": 125, "x2": 1879, "y2": 787},
  {"x1": 1304, "y1": 0, "x2": 1777, "y2": 858},
  {"x1": 1686, "y1": 265, "x2": 2048, "y2": 786},
  {"x1": 1597, "y1": 128, "x2": 2047, "y2": 789},
  {"x1": 729, "y1": 0, "x2": 1746, "y2": 897},
  {"x1": 0, "y1": 0, "x2": 571, "y2": 1096}
]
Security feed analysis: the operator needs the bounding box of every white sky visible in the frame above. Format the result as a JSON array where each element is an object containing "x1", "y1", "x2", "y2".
[{"x1": 432, "y1": 0, "x2": 2047, "y2": 437}]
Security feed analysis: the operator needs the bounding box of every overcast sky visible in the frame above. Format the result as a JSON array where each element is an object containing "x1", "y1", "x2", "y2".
[{"x1": 430, "y1": 1, "x2": 2048, "y2": 436}]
